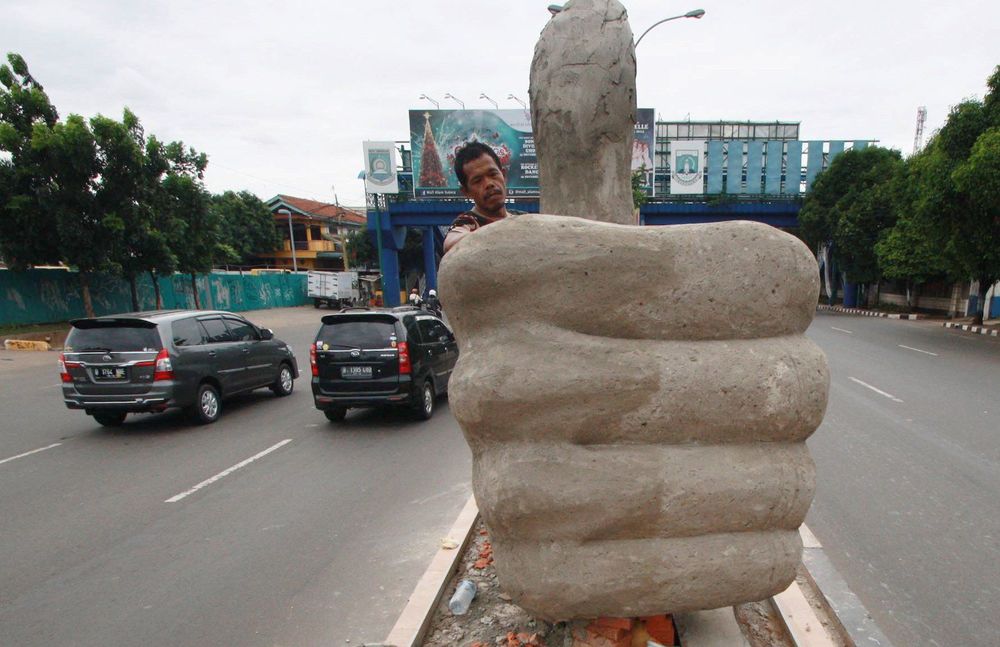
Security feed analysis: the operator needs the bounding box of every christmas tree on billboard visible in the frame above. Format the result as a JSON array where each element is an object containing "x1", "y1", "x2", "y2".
[{"x1": 418, "y1": 112, "x2": 447, "y2": 187}]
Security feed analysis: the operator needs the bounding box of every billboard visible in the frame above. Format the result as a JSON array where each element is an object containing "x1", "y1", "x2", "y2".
[
  {"x1": 632, "y1": 108, "x2": 655, "y2": 196},
  {"x1": 410, "y1": 110, "x2": 536, "y2": 197},
  {"x1": 409, "y1": 108, "x2": 656, "y2": 198},
  {"x1": 670, "y1": 141, "x2": 705, "y2": 195},
  {"x1": 362, "y1": 141, "x2": 399, "y2": 194}
]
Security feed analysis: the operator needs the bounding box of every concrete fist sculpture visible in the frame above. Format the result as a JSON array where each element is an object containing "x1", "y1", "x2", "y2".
[{"x1": 438, "y1": 215, "x2": 829, "y2": 619}]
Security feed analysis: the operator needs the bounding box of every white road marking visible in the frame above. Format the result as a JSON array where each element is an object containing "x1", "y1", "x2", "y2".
[
  {"x1": 849, "y1": 377, "x2": 904, "y2": 403},
  {"x1": 165, "y1": 439, "x2": 292, "y2": 503},
  {"x1": 831, "y1": 327, "x2": 853, "y2": 334},
  {"x1": 0, "y1": 442, "x2": 62, "y2": 466},
  {"x1": 898, "y1": 344, "x2": 938, "y2": 356}
]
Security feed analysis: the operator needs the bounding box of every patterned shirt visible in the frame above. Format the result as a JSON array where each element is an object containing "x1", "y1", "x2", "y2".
[{"x1": 447, "y1": 209, "x2": 524, "y2": 235}]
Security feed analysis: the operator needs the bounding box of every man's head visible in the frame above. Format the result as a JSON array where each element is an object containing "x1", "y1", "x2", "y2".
[{"x1": 454, "y1": 142, "x2": 507, "y2": 216}]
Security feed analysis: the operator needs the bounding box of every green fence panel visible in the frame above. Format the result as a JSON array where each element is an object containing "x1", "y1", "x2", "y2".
[{"x1": 0, "y1": 269, "x2": 308, "y2": 326}]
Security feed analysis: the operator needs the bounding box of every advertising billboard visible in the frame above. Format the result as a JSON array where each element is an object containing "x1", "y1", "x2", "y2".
[
  {"x1": 632, "y1": 108, "x2": 655, "y2": 196},
  {"x1": 410, "y1": 110, "x2": 536, "y2": 197},
  {"x1": 409, "y1": 108, "x2": 656, "y2": 198}
]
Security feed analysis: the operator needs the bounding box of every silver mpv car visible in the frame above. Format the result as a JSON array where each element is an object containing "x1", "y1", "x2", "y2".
[{"x1": 60, "y1": 310, "x2": 298, "y2": 426}]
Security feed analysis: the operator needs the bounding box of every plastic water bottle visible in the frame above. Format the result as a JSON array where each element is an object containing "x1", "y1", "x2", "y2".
[{"x1": 448, "y1": 579, "x2": 477, "y2": 615}]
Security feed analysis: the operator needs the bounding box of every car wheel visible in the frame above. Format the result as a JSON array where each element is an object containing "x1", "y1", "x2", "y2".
[
  {"x1": 271, "y1": 364, "x2": 294, "y2": 396},
  {"x1": 92, "y1": 412, "x2": 127, "y2": 427},
  {"x1": 324, "y1": 407, "x2": 347, "y2": 422},
  {"x1": 414, "y1": 380, "x2": 434, "y2": 420},
  {"x1": 193, "y1": 383, "x2": 221, "y2": 424}
]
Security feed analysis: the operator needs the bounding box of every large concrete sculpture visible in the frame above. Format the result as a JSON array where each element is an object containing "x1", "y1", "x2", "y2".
[{"x1": 438, "y1": 0, "x2": 829, "y2": 621}]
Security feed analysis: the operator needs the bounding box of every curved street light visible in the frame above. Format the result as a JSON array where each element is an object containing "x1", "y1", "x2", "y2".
[
  {"x1": 507, "y1": 94, "x2": 528, "y2": 110},
  {"x1": 635, "y1": 9, "x2": 705, "y2": 47},
  {"x1": 444, "y1": 93, "x2": 465, "y2": 109},
  {"x1": 418, "y1": 93, "x2": 439, "y2": 109},
  {"x1": 479, "y1": 93, "x2": 498, "y2": 109}
]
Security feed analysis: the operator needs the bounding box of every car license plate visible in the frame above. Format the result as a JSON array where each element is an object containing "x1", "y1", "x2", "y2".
[
  {"x1": 342, "y1": 366, "x2": 372, "y2": 379},
  {"x1": 95, "y1": 367, "x2": 126, "y2": 380}
]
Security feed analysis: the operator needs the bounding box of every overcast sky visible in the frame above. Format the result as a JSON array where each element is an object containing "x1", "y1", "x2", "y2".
[{"x1": 3, "y1": 0, "x2": 997, "y2": 208}]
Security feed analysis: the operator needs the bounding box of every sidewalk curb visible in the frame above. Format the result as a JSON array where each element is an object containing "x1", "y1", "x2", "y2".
[
  {"x1": 380, "y1": 496, "x2": 893, "y2": 647},
  {"x1": 943, "y1": 321, "x2": 1000, "y2": 337},
  {"x1": 817, "y1": 305, "x2": 921, "y2": 320},
  {"x1": 382, "y1": 495, "x2": 479, "y2": 647}
]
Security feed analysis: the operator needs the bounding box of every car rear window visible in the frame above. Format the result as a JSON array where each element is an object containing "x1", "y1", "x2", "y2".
[
  {"x1": 66, "y1": 322, "x2": 162, "y2": 352},
  {"x1": 317, "y1": 318, "x2": 397, "y2": 349}
]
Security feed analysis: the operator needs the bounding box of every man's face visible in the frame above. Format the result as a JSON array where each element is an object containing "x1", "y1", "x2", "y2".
[{"x1": 460, "y1": 154, "x2": 507, "y2": 213}]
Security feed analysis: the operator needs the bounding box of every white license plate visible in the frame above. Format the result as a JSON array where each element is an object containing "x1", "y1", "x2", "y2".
[
  {"x1": 95, "y1": 367, "x2": 127, "y2": 380},
  {"x1": 342, "y1": 366, "x2": 373, "y2": 379}
]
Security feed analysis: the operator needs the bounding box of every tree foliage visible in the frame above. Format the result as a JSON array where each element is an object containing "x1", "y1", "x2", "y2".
[{"x1": 212, "y1": 190, "x2": 280, "y2": 265}]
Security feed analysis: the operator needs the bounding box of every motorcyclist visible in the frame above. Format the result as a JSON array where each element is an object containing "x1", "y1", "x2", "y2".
[{"x1": 424, "y1": 289, "x2": 441, "y2": 316}]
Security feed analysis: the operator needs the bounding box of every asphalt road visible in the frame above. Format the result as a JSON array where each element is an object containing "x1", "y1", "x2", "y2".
[
  {"x1": 806, "y1": 311, "x2": 1000, "y2": 647},
  {"x1": 3, "y1": 306, "x2": 998, "y2": 646},
  {"x1": 0, "y1": 306, "x2": 473, "y2": 647}
]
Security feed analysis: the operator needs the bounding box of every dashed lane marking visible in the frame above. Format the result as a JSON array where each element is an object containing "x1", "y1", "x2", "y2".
[
  {"x1": 831, "y1": 327, "x2": 853, "y2": 334},
  {"x1": 898, "y1": 344, "x2": 938, "y2": 356},
  {"x1": 0, "y1": 443, "x2": 62, "y2": 466},
  {"x1": 849, "y1": 377, "x2": 904, "y2": 403},
  {"x1": 165, "y1": 439, "x2": 293, "y2": 503}
]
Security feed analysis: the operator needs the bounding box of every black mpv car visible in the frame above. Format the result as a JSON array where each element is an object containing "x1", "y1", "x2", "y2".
[
  {"x1": 61, "y1": 310, "x2": 299, "y2": 426},
  {"x1": 310, "y1": 307, "x2": 458, "y2": 422}
]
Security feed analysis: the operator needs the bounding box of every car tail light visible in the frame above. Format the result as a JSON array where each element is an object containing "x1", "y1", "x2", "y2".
[
  {"x1": 398, "y1": 341, "x2": 411, "y2": 375},
  {"x1": 152, "y1": 349, "x2": 174, "y2": 381},
  {"x1": 59, "y1": 353, "x2": 80, "y2": 383},
  {"x1": 310, "y1": 345, "x2": 319, "y2": 377}
]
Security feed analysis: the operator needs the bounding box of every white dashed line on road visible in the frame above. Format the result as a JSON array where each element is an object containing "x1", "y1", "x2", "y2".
[
  {"x1": 898, "y1": 344, "x2": 938, "y2": 356},
  {"x1": 0, "y1": 442, "x2": 62, "y2": 466},
  {"x1": 165, "y1": 439, "x2": 293, "y2": 503},
  {"x1": 831, "y1": 327, "x2": 853, "y2": 334},
  {"x1": 849, "y1": 377, "x2": 904, "y2": 403}
]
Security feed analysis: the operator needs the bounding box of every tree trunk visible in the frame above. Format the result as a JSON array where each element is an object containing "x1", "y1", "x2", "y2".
[
  {"x1": 150, "y1": 271, "x2": 162, "y2": 309},
  {"x1": 973, "y1": 277, "x2": 990, "y2": 326},
  {"x1": 190, "y1": 274, "x2": 201, "y2": 309},
  {"x1": 128, "y1": 274, "x2": 139, "y2": 312},
  {"x1": 80, "y1": 271, "x2": 95, "y2": 318}
]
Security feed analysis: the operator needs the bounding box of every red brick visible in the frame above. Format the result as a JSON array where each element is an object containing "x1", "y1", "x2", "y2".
[{"x1": 641, "y1": 615, "x2": 675, "y2": 645}]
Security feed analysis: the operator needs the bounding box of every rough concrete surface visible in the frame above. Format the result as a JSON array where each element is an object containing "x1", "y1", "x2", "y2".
[
  {"x1": 438, "y1": 214, "x2": 829, "y2": 620},
  {"x1": 530, "y1": 0, "x2": 637, "y2": 224}
]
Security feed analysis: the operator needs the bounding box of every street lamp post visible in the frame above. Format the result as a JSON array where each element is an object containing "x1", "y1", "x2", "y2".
[
  {"x1": 635, "y1": 9, "x2": 705, "y2": 47},
  {"x1": 479, "y1": 93, "x2": 499, "y2": 109},
  {"x1": 507, "y1": 94, "x2": 528, "y2": 110},
  {"x1": 277, "y1": 208, "x2": 298, "y2": 272},
  {"x1": 444, "y1": 93, "x2": 465, "y2": 109},
  {"x1": 419, "y1": 94, "x2": 440, "y2": 109}
]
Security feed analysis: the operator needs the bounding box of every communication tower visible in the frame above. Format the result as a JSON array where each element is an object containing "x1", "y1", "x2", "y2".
[{"x1": 913, "y1": 106, "x2": 927, "y2": 154}]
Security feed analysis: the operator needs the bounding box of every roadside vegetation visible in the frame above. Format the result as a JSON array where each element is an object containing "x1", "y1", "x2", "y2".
[
  {"x1": 0, "y1": 53, "x2": 279, "y2": 316},
  {"x1": 799, "y1": 64, "x2": 1000, "y2": 324}
]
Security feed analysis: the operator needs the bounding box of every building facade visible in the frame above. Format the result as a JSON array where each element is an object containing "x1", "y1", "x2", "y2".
[{"x1": 257, "y1": 195, "x2": 367, "y2": 271}]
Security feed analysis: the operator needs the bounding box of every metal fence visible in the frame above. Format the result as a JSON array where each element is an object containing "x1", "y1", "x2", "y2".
[{"x1": 0, "y1": 269, "x2": 308, "y2": 326}]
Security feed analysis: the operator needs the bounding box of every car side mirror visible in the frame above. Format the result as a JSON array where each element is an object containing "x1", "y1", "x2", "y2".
[{"x1": 261, "y1": 328, "x2": 274, "y2": 340}]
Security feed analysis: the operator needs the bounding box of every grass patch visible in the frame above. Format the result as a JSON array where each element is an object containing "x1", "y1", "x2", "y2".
[{"x1": 0, "y1": 321, "x2": 71, "y2": 338}]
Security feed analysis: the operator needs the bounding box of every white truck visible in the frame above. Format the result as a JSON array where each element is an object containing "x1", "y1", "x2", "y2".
[{"x1": 307, "y1": 271, "x2": 360, "y2": 309}]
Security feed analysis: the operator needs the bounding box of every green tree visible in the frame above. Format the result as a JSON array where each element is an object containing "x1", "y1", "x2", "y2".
[
  {"x1": 0, "y1": 53, "x2": 62, "y2": 268},
  {"x1": 344, "y1": 227, "x2": 376, "y2": 268},
  {"x1": 799, "y1": 146, "x2": 902, "y2": 304},
  {"x1": 161, "y1": 147, "x2": 222, "y2": 309},
  {"x1": 211, "y1": 190, "x2": 280, "y2": 265},
  {"x1": 874, "y1": 153, "x2": 950, "y2": 308},
  {"x1": 91, "y1": 109, "x2": 177, "y2": 310},
  {"x1": 36, "y1": 114, "x2": 114, "y2": 317}
]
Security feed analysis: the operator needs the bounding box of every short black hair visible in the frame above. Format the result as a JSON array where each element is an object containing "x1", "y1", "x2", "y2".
[{"x1": 453, "y1": 142, "x2": 503, "y2": 188}]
